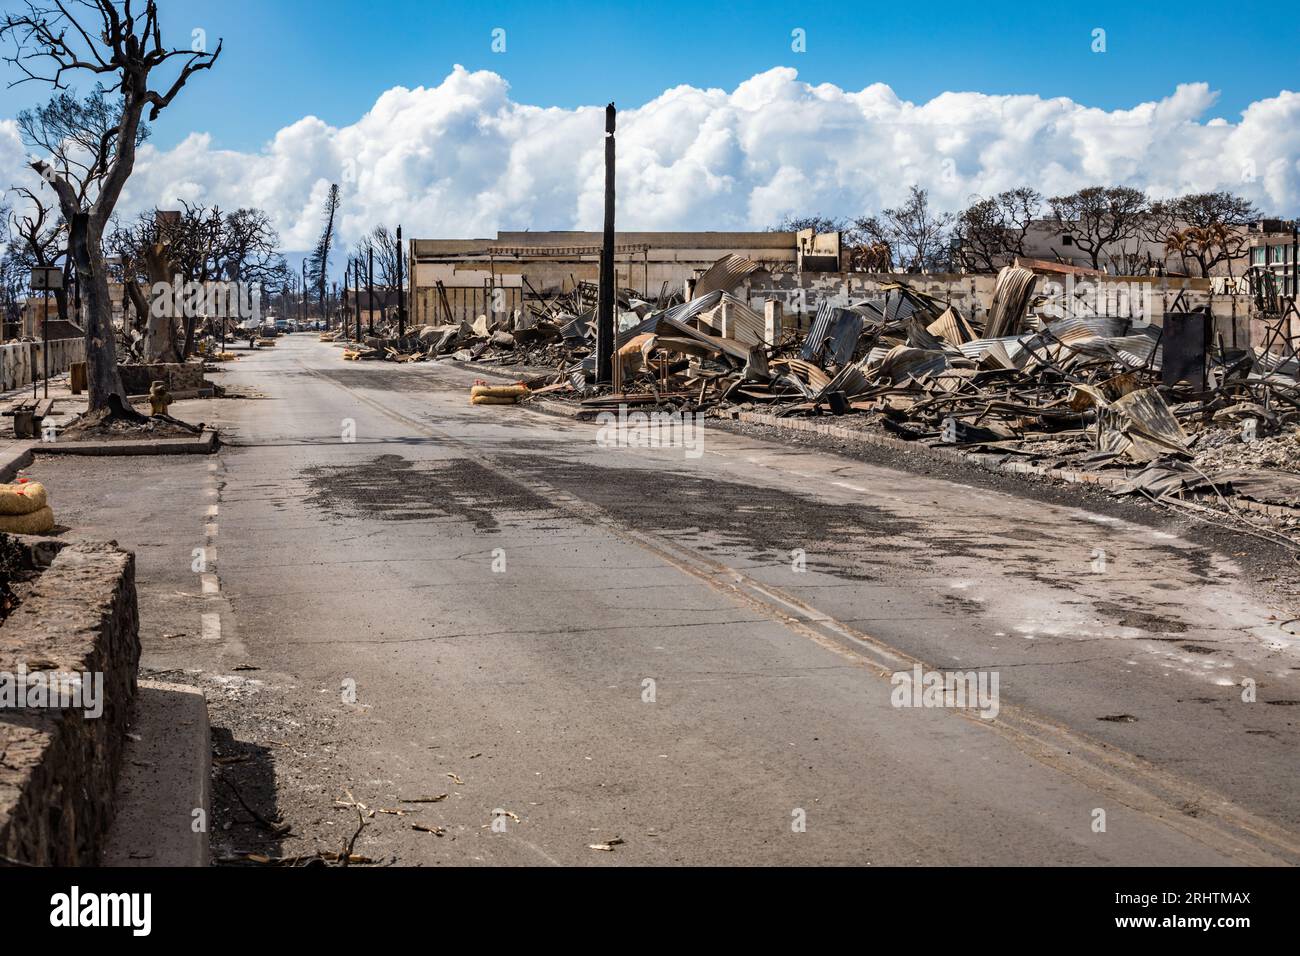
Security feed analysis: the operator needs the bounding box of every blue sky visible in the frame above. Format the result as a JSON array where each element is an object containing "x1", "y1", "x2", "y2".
[
  {"x1": 2, "y1": 0, "x2": 1296, "y2": 151},
  {"x1": 1, "y1": 0, "x2": 1297, "y2": 253}
]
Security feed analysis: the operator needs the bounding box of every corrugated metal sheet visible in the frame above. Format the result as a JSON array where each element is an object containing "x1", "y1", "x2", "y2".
[
  {"x1": 1099, "y1": 386, "x2": 1189, "y2": 462},
  {"x1": 926, "y1": 306, "x2": 975, "y2": 345},
  {"x1": 958, "y1": 336, "x2": 1030, "y2": 364},
  {"x1": 876, "y1": 345, "x2": 949, "y2": 383},
  {"x1": 800, "y1": 300, "x2": 836, "y2": 362},
  {"x1": 884, "y1": 290, "x2": 921, "y2": 325},
  {"x1": 985, "y1": 266, "x2": 1037, "y2": 338},
  {"x1": 800, "y1": 302, "x2": 863, "y2": 366},
  {"x1": 1044, "y1": 316, "x2": 1130, "y2": 342},
  {"x1": 697, "y1": 292, "x2": 766, "y2": 346},
  {"x1": 693, "y1": 254, "x2": 762, "y2": 297},
  {"x1": 575, "y1": 290, "x2": 727, "y2": 373}
]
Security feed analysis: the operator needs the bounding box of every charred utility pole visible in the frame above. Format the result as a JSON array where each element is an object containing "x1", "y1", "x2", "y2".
[
  {"x1": 596, "y1": 103, "x2": 616, "y2": 385},
  {"x1": 1292, "y1": 221, "x2": 1298, "y2": 300},
  {"x1": 396, "y1": 225, "x2": 406, "y2": 339},
  {"x1": 367, "y1": 246, "x2": 375, "y2": 335},
  {"x1": 354, "y1": 257, "x2": 363, "y2": 341},
  {"x1": 342, "y1": 260, "x2": 349, "y2": 339}
]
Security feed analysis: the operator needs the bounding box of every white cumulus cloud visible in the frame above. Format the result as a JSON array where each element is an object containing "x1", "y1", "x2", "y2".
[{"x1": 4, "y1": 65, "x2": 1298, "y2": 248}]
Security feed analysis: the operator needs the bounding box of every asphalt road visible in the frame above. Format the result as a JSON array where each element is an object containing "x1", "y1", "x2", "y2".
[{"x1": 38, "y1": 335, "x2": 1300, "y2": 865}]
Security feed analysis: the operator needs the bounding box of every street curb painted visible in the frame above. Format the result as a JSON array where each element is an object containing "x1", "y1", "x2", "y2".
[
  {"x1": 34, "y1": 428, "x2": 219, "y2": 458},
  {"x1": 735, "y1": 411, "x2": 1300, "y2": 523}
]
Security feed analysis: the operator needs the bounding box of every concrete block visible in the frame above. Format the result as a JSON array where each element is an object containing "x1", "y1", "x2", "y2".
[
  {"x1": 101, "y1": 681, "x2": 210, "y2": 867},
  {"x1": 764, "y1": 300, "x2": 783, "y2": 344}
]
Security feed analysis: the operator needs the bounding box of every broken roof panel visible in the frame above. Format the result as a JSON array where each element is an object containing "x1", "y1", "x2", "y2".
[
  {"x1": 800, "y1": 301, "x2": 864, "y2": 367},
  {"x1": 693, "y1": 254, "x2": 762, "y2": 298}
]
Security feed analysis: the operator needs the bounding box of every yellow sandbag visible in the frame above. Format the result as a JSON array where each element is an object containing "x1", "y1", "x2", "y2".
[
  {"x1": 0, "y1": 505, "x2": 54, "y2": 534},
  {"x1": 470, "y1": 383, "x2": 528, "y2": 400},
  {"x1": 470, "y1": 394, "x2": 520, "y2": 406},
  {"x1": 0, "y1": 481, "x2": 48, "y2": 515}
]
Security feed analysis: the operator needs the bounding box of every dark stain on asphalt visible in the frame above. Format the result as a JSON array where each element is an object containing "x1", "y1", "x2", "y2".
[
  {"x1": 1094, "y1": 600, "x2": 1189, "y2": 633},
  {"x1": 303, "y1": 454, "x2": 555, "y2": 532},
  {"x1": 316, "y1": 367, "x2": 462, "y2": 393},
  {"x1": 506, "y1": 456, "x2": 924, "y2": 581}
]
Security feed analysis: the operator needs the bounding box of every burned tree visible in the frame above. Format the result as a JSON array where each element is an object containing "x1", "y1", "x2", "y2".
[
  {"x1": 954, "y1": 188, "x2": 1042, "y2": 272},
  {"x1": 105, "y1": 209, "x2": 181, "y2": 361},
  {"x1": 108, "y1": 202, "x2": 287, "y2": 359},
  {"x1": 878, "y1": 186, "x2": 954, "y2": 272},
  {"x1": 4, "y1": 187, "x2": 66, "y2": 318},
  {"x1": 0, "y1": 0, "x2": 221, "y2": 411},
  {"x1": 306, "y1": 185, "x2": 340, "y2": 327},
  {"x1": 354, "y1": 224, "x2": 400, "y2": 290},
  {"x1": 1048, "y1": 186, "x2": 1149, "y2": 272},
  {"x1": 1153, "y1": 192, "x2": 1258, "y2": 278},
  {"x1": 0, "y1": 205, "x2": 23, "y2": 336}
]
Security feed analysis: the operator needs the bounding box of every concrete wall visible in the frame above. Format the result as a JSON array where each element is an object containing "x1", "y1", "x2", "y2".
[
  {"x1": 410, "y1": 229, "x2": 802, "y2": 325},
  {"x1": 0, "y1": 338, "x2": 86, "y2": 393}
]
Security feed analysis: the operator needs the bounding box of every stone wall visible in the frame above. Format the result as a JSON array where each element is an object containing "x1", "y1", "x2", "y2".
[
  {"x1": 118, "y1": 362, "x2": 209, "y2": 395},
  {"x1": 0, "y1": 539, "x2": 141, "y2": 865},
  {"x1": 0, "y1": 338, "x2": 86, "y2": 392}
]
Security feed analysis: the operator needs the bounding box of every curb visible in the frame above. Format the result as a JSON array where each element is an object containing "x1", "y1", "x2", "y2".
[
  {"x1": 33, "y1": 428, "x2": 219, "y2": 458},
  {"x1": 735, "y1": 411, "x2": 1300, "y2": 523},
  {"x1": 0, "y1": 443, "x2": 34, "y2": 482},
  {"x1": 101, "y1": 680, "x2": 211, "y2": 867}
]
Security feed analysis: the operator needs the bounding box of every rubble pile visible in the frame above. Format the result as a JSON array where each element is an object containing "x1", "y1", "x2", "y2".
[
  {"x1": 330, "y1": 283, "x2": 683, "y2": 378},
  {"x1": 328, "y1": 256, "x2": 1300, "y2": 521}
]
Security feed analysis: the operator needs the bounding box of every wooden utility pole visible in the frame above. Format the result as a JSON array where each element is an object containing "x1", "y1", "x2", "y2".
[
  {"x1": 596, "y1": 103, "x2": 616, "y2": 384},
  {"x1": 354, "y1": 257, "x2": 362, "y2": 341},
  {"x1": 342, "y1": 260, "x2": 350, "y2": 340},
  {"x1": 367, "y1": 246, "x2": 375, "y2": 335},
  {"x1": 396, "y1": 225, "x2": 406, "y2": 338}
]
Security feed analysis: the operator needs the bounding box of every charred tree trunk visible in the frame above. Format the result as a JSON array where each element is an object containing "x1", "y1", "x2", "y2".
[
  {"x1": 70, "y1": 216, "x2": 129, "y2": 409},
  {"x1": 139, "y1": 244, "x2": 180, "y2": 362}
]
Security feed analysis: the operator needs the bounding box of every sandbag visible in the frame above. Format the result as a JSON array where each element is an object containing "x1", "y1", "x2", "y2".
[
  {"x1": 0, "y1": 481, "x2": 48, "y2": 515},
  {"x1": 0, "y1": 505, "x2": 54, "y2": 534},
  {"x1": 470, "y1": 394, "x2": 520, "y2": 406},
  {"x1": 470, "y1": 383, "x2": 528, "y2": 400}
]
